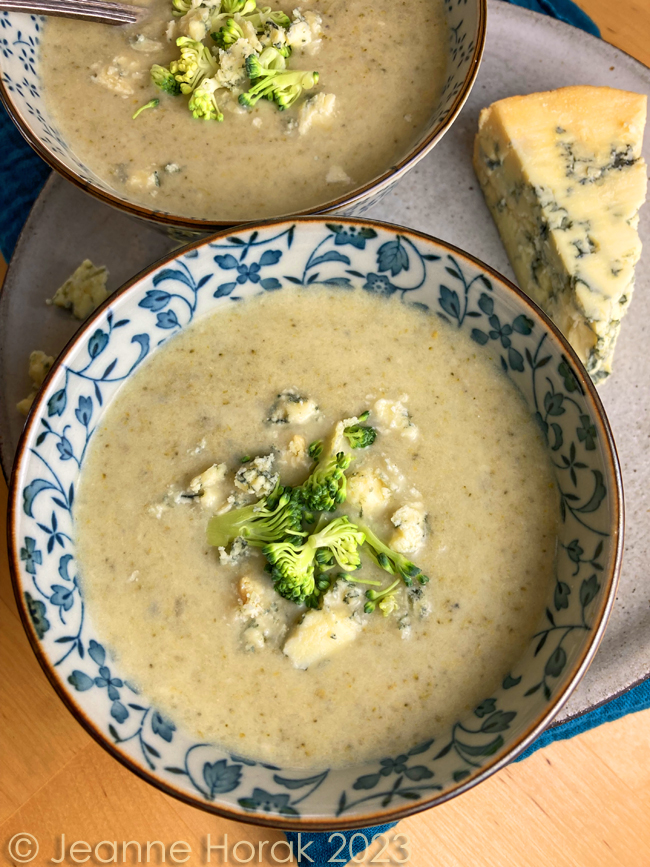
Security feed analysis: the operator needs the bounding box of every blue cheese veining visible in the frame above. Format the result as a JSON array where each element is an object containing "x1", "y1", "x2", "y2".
[{"x1": 473, "y1": 86, "x2": 647, "y2": 382}]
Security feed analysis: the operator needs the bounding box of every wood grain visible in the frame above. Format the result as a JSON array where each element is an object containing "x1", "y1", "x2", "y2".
[
  {"x1": 574, "y1": 0, "x2": 650, "y2": 68},
  {"x1": 2, "y1": 2, "x2": 650, "y2": 863}
]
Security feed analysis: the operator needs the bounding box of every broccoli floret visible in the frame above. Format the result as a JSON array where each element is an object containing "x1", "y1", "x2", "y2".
[
  {"x1": 247, "y1": 7, "x2": 291, "y2": 30},
  {"x1": 264, "y1": 515, "x2": 364, "y2": 603},
  {"x1": 172, "y1": 0, "x2": 193, "y2": 16},
  {"x1": 212, "y1": 17, "x2": 244, "y2": 49},
  {"x1": 151, "y1": 64, "x2": 182, "y2": 95},
  {"x1": 343, "y1": 411, "x2": 377, "y2": 449},
  {"x1": 264, "y1": 539, "x2": 317, "y2": 603},
  {"x1": 222, "y1": 0, "x2": 257, "y2": 12},
  {"x1": 295, "y1": 446, "x2": 351, "y2": 512},
  {"x1": 360, "y1": 523, "x2": 428, "y2": 587},
  {"x1": 132, "y1": 98, "x2": 159, "y2": 120},
  {"x1": 266, "y1": 9, "x2": 291, "y2": 27},
  {"x1": 213, "y1": 8, "x2": 289, "y2": 44},
  {"x1": 188, "y1": 78, "x2": 224, "y2": 120},
  {"x1": 206, "y1": 486, "x2": 304, "y2": 549},
  {"x1": 239, "y1": 67, "x2": 318, "y2": 109},
  {"x1": 364, "y1": 579, "x2": 401, "y2": 615},
  {"x1": 310, "y1": 516, "x2": 364, "y2": 572},
  {"x1": 170, "y1": 36, "x2": 218, "y2": 94},
  {"x1": 248, "y1": 46, "x2": 287, "y2": 74}
]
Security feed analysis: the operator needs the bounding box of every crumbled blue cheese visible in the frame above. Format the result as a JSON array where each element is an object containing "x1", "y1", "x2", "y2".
[
  {"x1": 27, "y1": 350, "x2": 53, "y2": 388},
  {"x1": 234, "y1": 15, "x2": 263, "y2": 52},
  {"x1": 126, "y1": 169, "x2": 160, "y2": 196},
  {"x1": 178, "y1": 6, "x2": 211, "y2": 40},
  {"x1": 268, "y1": 391, "x2": 319, "y2": 424},
  {"x1": 188, "y1": 461, "x2": 227, "y2": 508},
  {"x1": 260, "y1": 22, "x2": 289, "y2": 53},
  {"x1": 283, "y1": 434, "x2": 309, "y2": 468},
  {"x1": 374, "y1": 395, "x2": 418, "y2": 441},
  {"x1": 217, "y1": 490, "x2": 251, "y2": 514},
  {"x1": 287, "y1": 8, "x2": 322, "y2": 51},
  {"x1": 129, "y1": 34, "x2": 164, "y2": 53},
  {"x1": 236, "y1": 574, "x2": 268, "y2": 619},
  {"x1": 390, "y1": 504, "x2": 427, "y2": 555},
  {"x1": 237, "y1": 574, "x2": 286, "y2": 651},
  {"x1": 298, "y1": 92, "x2": 336, "y2": 134},
  {"x1": 283, "y1": 580, "x2": 365, "y2": 669},
  {"x1": 91, "y1": 55, "x2": 143, "y2": 96},
  {"x1": 408, "y1": 585, "x2": 432, "y2": 619},
  {"x1": 219, "y1": 536, "x2": 250, "y2": 566},
  {"x1": 47, "y1": 260, "x2": 109, "y2": 321},
  {"x1": 234, "y1": 453, "x2": 279, "y2": 497},
  {"x1": 326, "y1": 164, "x2": 353, "y2": 185},
  {"x1": 215, "y1": 38, "x2": 257, "y2": 88},
  {"x1": 17, "y1": 350, "x2": 54, "y2": 416},
  {"x1": 473, "y1": 86, "x2": 648, "y2": 382},
  {"x1": 397, "y1": 614, "x2": 412, "y2": 640},
  {"x1": 346, "y1": 467, "x2": 392, "y2": 517},
  {"x1": 165, "y1": 163, "x2": 181, "y2": 174}
]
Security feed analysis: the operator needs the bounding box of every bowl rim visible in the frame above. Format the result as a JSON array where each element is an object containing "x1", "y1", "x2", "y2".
[
  {"x1": 0, "y1": 0, "x2": 487, "y2": 231},
  {"x1": 7, "y1": 216, "x2": 624, "y2": 830}
]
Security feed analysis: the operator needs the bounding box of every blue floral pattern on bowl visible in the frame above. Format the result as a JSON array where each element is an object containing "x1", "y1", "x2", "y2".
[
  {"x1": 0, "y1": 1, "x2": 485, "y2": 230},
  {"x1": 10, "y1": 219, "x2": 621, "y2": 829}
]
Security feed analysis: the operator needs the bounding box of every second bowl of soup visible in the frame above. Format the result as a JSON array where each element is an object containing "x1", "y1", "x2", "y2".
[{"x1": 0, "y1": 0, "x2": 485, "y2": 231}]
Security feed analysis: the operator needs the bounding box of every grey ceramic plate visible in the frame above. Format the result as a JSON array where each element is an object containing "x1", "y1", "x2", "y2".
[{"x1": 1, "y1": 0, "x2": 649, "y2": 722}]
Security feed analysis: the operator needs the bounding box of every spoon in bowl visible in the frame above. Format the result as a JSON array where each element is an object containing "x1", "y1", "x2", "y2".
[{"x1": 0, "y1": 0, "x2": 142, "y2": 25}]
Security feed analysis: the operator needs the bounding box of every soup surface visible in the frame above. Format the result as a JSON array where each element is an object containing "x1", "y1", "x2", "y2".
[
  {"x1": 74, "y1": 287, "x2": 558, "y2": 768},
  {"x1": 41, "y1": 0, "x2": 447, "y2": 221}
]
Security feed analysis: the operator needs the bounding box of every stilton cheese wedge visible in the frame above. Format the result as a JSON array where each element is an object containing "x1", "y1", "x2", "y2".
[{"x1": 473, "y1": 86, "x2": 647, "y2": 382}]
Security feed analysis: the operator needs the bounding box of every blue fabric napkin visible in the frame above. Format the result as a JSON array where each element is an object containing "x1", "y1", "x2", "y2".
[
  {"x1": 0, "y1": 103, "x2": 50, "y2": 260},
  {"x1": 285, "y1": 824, "x2": 399, "y2": 866},
  {"x1": 3, "y1": 1, "x2": 648, "y2": 864},
  {"x1": 510, "y1": 0, "x2": 600, "y2": 36}
]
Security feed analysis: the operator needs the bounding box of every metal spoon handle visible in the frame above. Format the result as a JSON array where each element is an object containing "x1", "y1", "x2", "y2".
[{"x1": 0, "y1": 0, "x2": 142, "y2": 25}]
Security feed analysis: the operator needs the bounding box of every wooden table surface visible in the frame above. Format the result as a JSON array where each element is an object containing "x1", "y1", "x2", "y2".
[{"x1": 2, "y1": 2, "x2": 650, "y2": 864}]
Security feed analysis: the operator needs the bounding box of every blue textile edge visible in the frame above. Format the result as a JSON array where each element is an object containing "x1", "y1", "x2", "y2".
[
  {"x1": 537, "y1": 0, "x2": 601, "y2": 37},
  {"x1": 510, "y1": 0, "x2": 601, "y2": 37},
  {"x1": 0, "y1": 103, "x2": 50, "y2": 261},
  {"x1": 514, "y1": 678, "x2": 650, "y2": 762},
  {"x1": 285, "y1": 825, "x2": 398, "y2": 866}
]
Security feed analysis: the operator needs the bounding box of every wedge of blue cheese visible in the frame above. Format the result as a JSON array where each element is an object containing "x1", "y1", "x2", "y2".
[{"x1": 473, "y1": 86, "x2": 647, "y2": 382}]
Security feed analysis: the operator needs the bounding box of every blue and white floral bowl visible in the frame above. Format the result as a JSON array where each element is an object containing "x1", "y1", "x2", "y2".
[
  {"x1": 8, "y1": 219, "x2": 623, "y2": 830},
  {"x1": 0, "y1": 1, "x2": 485, "y2": 233}
]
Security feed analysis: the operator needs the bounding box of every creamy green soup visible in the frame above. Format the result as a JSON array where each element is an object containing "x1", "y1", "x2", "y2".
[
  {"x1": 41, "y1": 0, "x2": 448, "y2": 221},
  {"x1": 74, "y1": 287, "x2": 558, "y2": 768}
]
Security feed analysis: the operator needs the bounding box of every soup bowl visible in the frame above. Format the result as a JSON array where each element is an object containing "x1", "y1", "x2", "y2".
[
  {"x1": 0, "y1": 2, "x2": 485, "y2": 235},
  {"x1": 8, "y1": 218, "x2": 623, "y2": 830}
]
